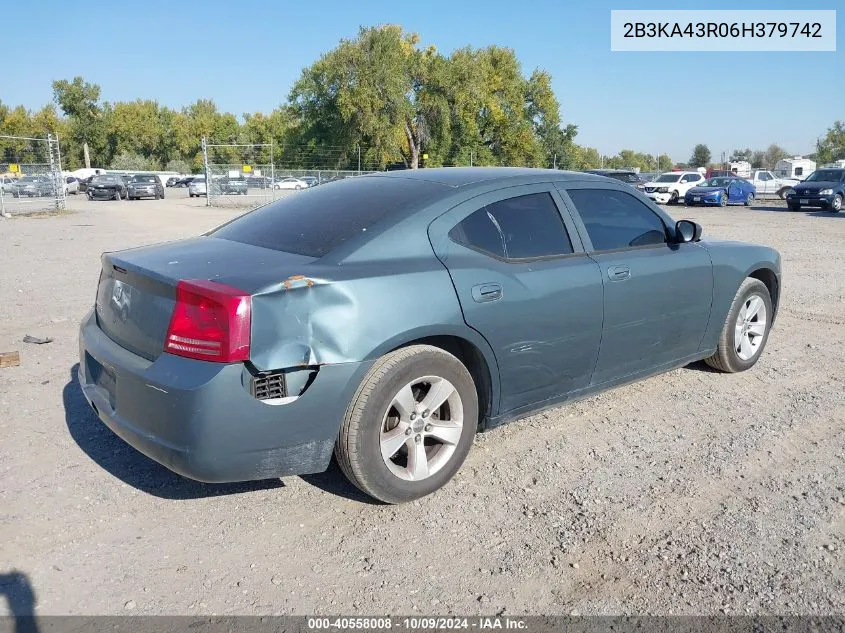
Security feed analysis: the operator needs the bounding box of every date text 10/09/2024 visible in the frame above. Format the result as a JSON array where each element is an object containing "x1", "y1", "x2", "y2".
[{"x1": 307, "y1": 617, "x2": 528, "y2": 630}]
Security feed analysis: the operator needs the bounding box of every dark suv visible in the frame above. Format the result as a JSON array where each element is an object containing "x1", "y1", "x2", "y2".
[
  {"x1": 584, "y1": 169, "x2": 645, "y2": 188},
  {"x1": 786, "y1": 168, "x2": 845, "y2": 212}
]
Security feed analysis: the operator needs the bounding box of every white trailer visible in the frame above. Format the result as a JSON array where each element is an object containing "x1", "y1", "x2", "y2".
[
  {"x1": 775, "y1": 156, "x2": 816, "y2": 180},
  {"x1": 729, "y1": 161, "x2": 752, "y2": 178}
]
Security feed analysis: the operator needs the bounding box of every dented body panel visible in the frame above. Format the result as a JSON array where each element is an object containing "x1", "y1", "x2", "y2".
[{"x1": 78, "y1": 167, "x2": 782, "y2": 483}]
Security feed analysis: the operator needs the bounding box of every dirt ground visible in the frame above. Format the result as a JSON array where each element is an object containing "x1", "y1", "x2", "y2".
[{"x1": 1, "y1": 189, "x2": 843, "y2": 616}]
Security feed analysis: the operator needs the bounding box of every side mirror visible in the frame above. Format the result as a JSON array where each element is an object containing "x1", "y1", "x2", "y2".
[{"x1": 675, "y1": 220, "x2": 702, "y2": 243}]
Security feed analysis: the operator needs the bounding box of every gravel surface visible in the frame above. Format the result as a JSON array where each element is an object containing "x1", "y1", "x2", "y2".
[{"x1": 1, "y1": 191, "x2": 843, "y2": 616}]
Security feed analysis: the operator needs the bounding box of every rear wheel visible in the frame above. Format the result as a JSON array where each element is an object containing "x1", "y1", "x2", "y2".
[
  {"x1": 745, "y1": 192, "x2": 754, "y2": 206},
  {"x1": 831, "y1": 194, "x2": 843, "y2": 212},
  {"x1": 704, "y1": 278, "x2": 773, "y2": 373},
  {"x1": 335, "y1": 345, "x2": 478, "y2": 504},
  {"x1": 114, "y1": 190, "x2": 122, "y2": 201}
]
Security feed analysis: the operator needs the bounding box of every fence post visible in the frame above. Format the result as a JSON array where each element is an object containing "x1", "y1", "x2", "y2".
[{"x1": 201, "y1": 137, "x2": 210, "y2": 207}]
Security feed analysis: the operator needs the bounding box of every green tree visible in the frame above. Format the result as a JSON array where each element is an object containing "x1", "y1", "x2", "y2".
[
  {"x1": 52, "y1": 77, "x2": 108, "y2": 168},
  {"x1": 110, "y1": 150, "x2": 158, "y2": 171},
  {"x1": 762, "y1": 144, "x2": 790, "y2": 169},
  {"x1": 164, "y1": 158, "x2": 191, "y2": 174},
  {"x1": 689, "y1": 144, "x2": 711, "y2": 168},
  {"x1": 730, "y1": 148, "x2": 753, "y2": 162},
  {"x1": 815, "y1": 121, "x2": 845, "y2": 163}
]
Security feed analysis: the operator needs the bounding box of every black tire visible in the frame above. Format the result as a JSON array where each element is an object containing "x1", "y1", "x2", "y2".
[
  {"x1": 704, "y1": 278, "x2": 773, "y2": 373},
  {"x1": 719, "y1": 192, "x2": 728, "y2": 207},
  {"x1": 668, "y1": 191, "x2": 679, "y2": 205},
  {"x1": 788, "y1": 203, "x2": 801, "y2": 212},
  {"x1": 335, "y1": 344, "x2": 478, "y2": 504},
  {"x1": 831, "y1": 194, "x2": 843, "y2": 212},
  {"x1": 745, "y1": 193, "x2": 754, "y2": 207},
  {"x1": 778, "y1": 188, "x2": 789, "y2": 200}
]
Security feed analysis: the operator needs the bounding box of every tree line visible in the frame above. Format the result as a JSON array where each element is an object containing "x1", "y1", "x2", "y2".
[{"x1": 1, "y1": 25, "x2": 843, "y2": 174}]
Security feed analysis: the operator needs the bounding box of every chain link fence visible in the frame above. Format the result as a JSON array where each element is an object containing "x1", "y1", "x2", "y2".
[
  {"x1": 201, "y1": 138, "x2": 379, "y2": 208},
  {"x1": 0, "y1": 134, "x2": 66, "y2": 217}
]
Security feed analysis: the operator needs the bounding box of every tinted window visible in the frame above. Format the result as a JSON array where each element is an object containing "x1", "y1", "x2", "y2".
[
  {"x1": 449, "y1": 192, "x2": 573, "y2": 260},
  {"x1": 566, "y1": 189, "x2": 667, "y2": 251},
  {"x1": 211, "y1": 176, "x2": 444, "y2": 257}
]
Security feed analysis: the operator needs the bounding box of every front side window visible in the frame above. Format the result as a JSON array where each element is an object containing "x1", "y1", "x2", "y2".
[
  {"x1": 566, "y1": 188, "x2": 667, "y2": 251},
  {"x1": 449, "y1": 192, "x2": 574, "y2": 260}
]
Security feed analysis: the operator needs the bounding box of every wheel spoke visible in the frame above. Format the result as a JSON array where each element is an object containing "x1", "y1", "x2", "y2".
[
  {"x1": 407, "y1": 440, "x2": 430, "y2": 480},
  {"x1": 381, "y1": 423, "x2": 411, "y2": 460},
  {"x1": 739, "y1": 334, "x2": 755, "y2": 359},
  {"x1": 427, "y1": 422, "x2": 462, "y2": 446},
  {"x1": 747, "y1": 322, "x2": 767, "y2": 337},
  {"x1": 734, "y1": 322, "x2": 744, "y2": 346},
  {"x1": 419, "y1": 378, "x2": 456, "y2": 414},
  {"x1": 391, "y1": 384, "x2": 417, "y2": 420},
  {"x1": 746, "y1": 296, "x2": 761, "y2": 319}
]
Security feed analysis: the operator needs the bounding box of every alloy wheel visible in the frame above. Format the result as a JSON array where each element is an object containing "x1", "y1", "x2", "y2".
[
  {"x1": 734, "y1": 294, "x2": 768, "y2": 361},
  {"x1": 379, "y1": 376, "x2": 464, "y2": 482}
]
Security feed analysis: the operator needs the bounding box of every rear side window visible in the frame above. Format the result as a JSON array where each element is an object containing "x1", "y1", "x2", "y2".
[
  {"x1": 210, "y1": 176, "x2": 444, "y2": 257},
  {"x1": 566, "y1": 188, "x2": 667, "y2": 251},
  {"x1": 449, "y1": 192, "x2": 574, "y2": 260}
]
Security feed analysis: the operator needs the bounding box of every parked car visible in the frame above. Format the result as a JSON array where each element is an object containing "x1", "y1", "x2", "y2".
[
  {"x1": 785, "y1": 168, "x2": 845, "y2": 212},
  {"x1": 78, "y1": 167, "x2": 781, "y2": 504},
  {"x1": 744, "y1": 170, "x2": 799, "y2": 199},
  {"x1": 78, "y1": 175, "x2": 96, "y2": 194},
  {"x1": 166, "y1": 176, "x2": 180, "y2": 187},
  {"x1": 212, "y1": 177, "x2": 249, "y2": 195},
  {"x1": 584, "y1": 169, "x2": 644, "y2": 188},
  {"x1": 64, "y1": 176, "x2": 80, "y2": 195},
  {"x1": 273, "y1": 177, "x2": 308, "y2": 190},
  {"x1": 188, "y1": 177, "x2": 207, "y2": 197},
  {"x1": 246, "y1": 176, "x2": 274, "y2": 189},
  {"x1": 641, "y1": 171, "x2": 706, "y2": 204},
  {"x1": 0, "y1": 176, "x2": 19, "y2": 194},
  {"x1": 174, "y1": 176, "x2": 197, "y2": 188},
  {"x1": 87, "y1": 175, "x2": 129, "y2": 201},
  {"x1": 9, "y1": 175, "x2": 55, "y2": 198},
  {"x1": 684, "y1": 177, "x2": 756, "y2": 207},
  {"x1": 127, "y1": 174, "x2": 165, "y2": 200},
  {"x1": 300, "y1": 176, "x2": 319, "y2": 188}
]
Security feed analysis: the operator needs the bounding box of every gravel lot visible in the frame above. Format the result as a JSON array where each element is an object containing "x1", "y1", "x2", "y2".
[{"x1": 1, "y1": 190, "x2": 844, "y2": 616}]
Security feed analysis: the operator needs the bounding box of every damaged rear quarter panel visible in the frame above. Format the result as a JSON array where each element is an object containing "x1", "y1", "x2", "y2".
[{"x1": 249, "y1": 260, "x2": 477, "y2": 371}]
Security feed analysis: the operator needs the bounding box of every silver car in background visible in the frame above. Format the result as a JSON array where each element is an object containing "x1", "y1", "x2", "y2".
[{"x1": 188, "y1": 176, "x2": 207, "y2": 197}]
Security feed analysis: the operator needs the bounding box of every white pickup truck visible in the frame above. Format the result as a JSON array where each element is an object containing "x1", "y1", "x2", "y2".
[{"x1": 744, "y1": 170, "x2": 800, "y2": 199}]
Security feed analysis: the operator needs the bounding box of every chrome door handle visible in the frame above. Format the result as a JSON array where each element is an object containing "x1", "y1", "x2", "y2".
[{"x1": 472, "y1": 283, "x2": 503, "y2": 303}]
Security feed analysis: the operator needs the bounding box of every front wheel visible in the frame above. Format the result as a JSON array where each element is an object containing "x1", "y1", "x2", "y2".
[
  {"x1": 719, "y1": 192, "x2": 728, "y2": 207},
  {"x1": 114, "y1": 190, "x2": 122, "y2": 201},
  {"x1": 668, "y1": 191, "x2": 679, "y2": 205},
  {"x1": 704, "y1": 278, "x2": 773, "y2": 373},
  {"x1": 335, "y1": 345, "x2": 478, "y2": 504},
  {"x1": 788, "y1": 203, "x2": 801, "y2": 212},
  {"x1": 831, "y1": 194, "x2": 843, "y2": 212},
  {"x1": 778, "y1": 188, "x2": 790, "y2": 200}
]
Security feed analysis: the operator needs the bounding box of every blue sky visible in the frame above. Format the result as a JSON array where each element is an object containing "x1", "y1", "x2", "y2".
[{"x1": 3, "y1": 0, "x2": 841, "y2": 162}]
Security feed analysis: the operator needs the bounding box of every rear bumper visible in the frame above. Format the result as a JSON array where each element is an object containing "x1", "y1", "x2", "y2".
[{"x1": 78, "y1": 309, "x2": 372, "y2": 482}]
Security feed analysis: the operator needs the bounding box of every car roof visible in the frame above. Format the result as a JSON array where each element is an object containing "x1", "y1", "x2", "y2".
[{"x1": 361, "y1": 167, "x2": 607, "y2": 188}]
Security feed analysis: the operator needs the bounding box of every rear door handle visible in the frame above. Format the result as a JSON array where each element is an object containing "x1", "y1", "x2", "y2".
[
  {"x1": 608, "y1": 265, "x2": 630, "y2": 281},
  {"x1": 472, "y1": 283, "x2": 503, "y2": 303}
]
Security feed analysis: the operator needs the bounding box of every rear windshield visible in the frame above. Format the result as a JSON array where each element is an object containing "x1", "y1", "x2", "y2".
[
  {"x1": 131, "y1": 175, "x2": 158, "y2": 183},
  {"x1": 210, "y1": 176, "x2": 444, "y2": 257}
]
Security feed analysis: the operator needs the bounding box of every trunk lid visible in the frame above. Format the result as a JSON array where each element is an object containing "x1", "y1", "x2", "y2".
[{"x1": 95, "y1": 236, "x2": 316, "y2": 360}]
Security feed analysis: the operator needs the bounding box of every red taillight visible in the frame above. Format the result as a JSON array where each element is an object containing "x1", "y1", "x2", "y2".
[{"x1": 164, "y1": 280, "x2": 251, "y2": 362}]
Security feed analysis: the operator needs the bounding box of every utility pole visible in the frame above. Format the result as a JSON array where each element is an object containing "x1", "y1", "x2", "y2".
[
  {"x1": 553, "y1": 153, "x2": 557, "y2": 170},
  {"x1": 357, "y1": 144, "x2": 361, "y2": 174}
]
